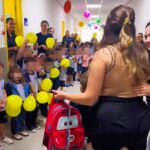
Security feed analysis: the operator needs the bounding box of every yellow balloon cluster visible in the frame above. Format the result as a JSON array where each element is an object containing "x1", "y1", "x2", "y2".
[
  {"x1": 6, "y1": 95, "x2": 22, "y2": 117},
  {"x1": 41, "y1": 78, "x2": 53, "y2": 92},
  {"x1": 46, "y1": 38, "x2": 55, "y2": 49},
  {"x1": 26, "y1": 32, "x2": 37, "y2": 44},
  {"x1": 23, "y1": 96, "x2": 36, "y2": 112},
  {"x1": 50, "y1": 68, "x2": 60, "y2": 79},
  {"x1": 61, "y1": 58, "x2": 70, "y2": 68},
  {"x1": 15, "y1": 36, "x2": 25, "y2": 47},
  {"x1": 36, "y1": 91, "x2": 50, "y2": 104}
]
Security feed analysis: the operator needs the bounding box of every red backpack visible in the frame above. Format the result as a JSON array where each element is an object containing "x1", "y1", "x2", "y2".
[{"x1": 43, "y1": 97, "x2": 85, "y2": 150}]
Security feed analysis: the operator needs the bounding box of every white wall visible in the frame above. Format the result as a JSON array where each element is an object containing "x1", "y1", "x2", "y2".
[
  {"x1": 22, "y1": 0, "x2": 76, "y2": 42},
  {"x1": 128, "y1": 0, "x2": 150, "y2": 33}
]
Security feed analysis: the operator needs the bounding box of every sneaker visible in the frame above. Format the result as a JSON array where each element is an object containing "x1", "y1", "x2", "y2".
[
  {"x1": 0, "y1": 145, "x2": 3, "y2": 150},
  {"x1": 13, "y1": 134, "x2": 22, "y2": 140},
  {"x1": 19, "y1": 131, "x2": 29, "y2": 136},
  {"x1": 30, "y1": 129, "x2": 37, "y2": 133},
  {"x1": 65, "y1": 84, "x2": 69, "y2": 87},
  {"x1": 2, "y1": 137, "x2": 14, "y2": 144}
]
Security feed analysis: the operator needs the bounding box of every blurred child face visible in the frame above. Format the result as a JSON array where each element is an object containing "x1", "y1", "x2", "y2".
[
  {"x1": 57, "y1": 51, "x2": 63, "y2": 60},
  {"x1": 45, "y1": 62, "x2": 53, "y2": 71},
  {"x1": 26, "y1": 62, "x2": 36, "y2": 72},
  {"x1": 11, "y1": 72, "x2": 22, "y2": 84},
  {"x1": 41, "y1": 22, "x2": 49, "y2": 33},
  {"x1": 7, "y1": 20, "x2": 15, "y2": 32},
  {"x1": 84, "y1": 47, "x2": 89, "y2": 54},
  {"x1": 0, "y1": 66, "x2": 4, "y2": 79},
  {"x1": 69, "y1": 50, "x2": 74, "y2": 56}
]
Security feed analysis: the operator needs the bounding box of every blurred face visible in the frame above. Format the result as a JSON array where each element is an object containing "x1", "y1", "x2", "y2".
[
  {"x1": 12, "y1": 72, "x2": 22, "y2": 84},
  {"x1": 84, "y1": 47, "x2": 89, "y2": 54},
  {"x1": 45, "y1": 62, "x2": 53, "y2": 71},
  {"x1": 6, "y1": 19, "x2": 15, "y2": 32},
  {"x1": 144, "y1": 26, "x2": 150, "y2": 50},
  {"x1": 26, "y1": 62, "x2": 36, "y2": 72},
  {"x1": 136, "y1": 33, "x2": 143, "y2": 43},
  {"x1": 69, "y1": 50, "x2": 74, "y2": 56},
  {"x1": 0, "y1": 66, "x2": 4, "y2": 79},
  {"x1": 41, "y1": 22, "x2": 49, "y2": 33},
  {"x1": 66, "y1": 31, "x2": 70, "y2": 37},
  {"x1": 57, "y1": 51, "x2": 63, "y2": 60}
]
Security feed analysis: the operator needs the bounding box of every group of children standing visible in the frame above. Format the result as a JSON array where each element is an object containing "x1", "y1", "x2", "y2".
[{"x1": 0, "y1": 40, "x2": 96, "y2": 149}]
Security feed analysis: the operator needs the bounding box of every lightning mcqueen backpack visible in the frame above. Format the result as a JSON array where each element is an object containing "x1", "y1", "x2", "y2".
[{"x1": 43, "y1": 97, "x2": 85, "y2": 150}]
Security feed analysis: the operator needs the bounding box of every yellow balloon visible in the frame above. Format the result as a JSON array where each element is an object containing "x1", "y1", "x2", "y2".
[
  {"x1": 46, "y1": 38, "x2": 55, "y2": 49},
  {"x1": 60, "y1": 59, "x2": 70, "y2": 68},
  {"x1": 79, "y1": 21, "x2": 84, "y2": 27},
  {"x1": 36, "y1": 91, "x2": 50, "y2": 104},
  {"x1": 76, "y1": 35, "x2": 81, "y2": 41},
  {"x1": 48, "y1": 93, "x2": 53, "y2": 104},
  {"x1": 6, "y1": 95, "x2": 22, "y2": 111},
  {"x1": 50, "y1": 68, "x2": 60, "y2": 79},
  {"x1": 23, "y1": 96, "x2": 36, "y2": 112},
  {"x1": 6, "y1": 106, "x2": 21, "y2": 117},
  {"x1": 26, "y1": 32, "x2": 37, "y2": 44},
  {"x1": 92, "y1": 32, "x2": 97, "y2": 38},
  {"x1": 41, "y1": 78, "x2": 53, "y2": 92},
  {"x1": 15, "y1": 36, "x2": 25, "y2": 47}
]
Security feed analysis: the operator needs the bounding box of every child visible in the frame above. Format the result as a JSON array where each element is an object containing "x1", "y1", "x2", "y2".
[
  {"x1": 6, "y1": 65, "x2": 29, "y2": 140},
  {"x1": 24, "y1": 57, "x2": 40, "y2": 132},
  {"x1": 0, "y1": 63, "x2": 14, "y2": 145},
  {"x1": 38, "y1": 58, "x2": 54, "y2": 117},
  {"x1": 81, "y1": 46, "x2": 90, "y2": 74},
  {"x1": 75, "y1": 47, "x2": 82, "y2": 81},
  {"x1": 66, "y1": 49, "x2": 76, "y2": 87},
  {"x1": 70, "y1": 72, "x2": 93, "y2": 150}
]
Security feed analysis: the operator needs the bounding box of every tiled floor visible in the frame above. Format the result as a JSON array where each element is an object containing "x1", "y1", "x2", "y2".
[{"x1": 0, "y1": 82, "x2": 80, "y2": 150}]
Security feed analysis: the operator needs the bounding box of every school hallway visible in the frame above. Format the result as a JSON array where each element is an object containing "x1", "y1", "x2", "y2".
[{"x1": 0, "y1": 82, "x2": 80, "y2": 150}]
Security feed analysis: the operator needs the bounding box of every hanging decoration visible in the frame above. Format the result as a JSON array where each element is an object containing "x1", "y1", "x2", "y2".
[
  {"x1": 101, "y1": 24, "x2": 105, "y2": 29},
  {"x1": 96, "y1": 18, "x2": 101, "y2": 24},
  {"x1": 83, "y1": 10, "x2": 90, "y2": 19},
  {"x1": 88, "y1": 23, "x2": 92, "y2": 28},
  {"x1": 78, "y1": 21, "x2": 85, "y2": 28},
  {"x1": 64, "y1": 0, "x2": 72, "y2": 14}
]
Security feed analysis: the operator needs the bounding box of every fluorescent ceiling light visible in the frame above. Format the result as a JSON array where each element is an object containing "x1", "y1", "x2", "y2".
[
  {"x1": 87, "y1": 4, "x2": 101, "y2": 8},
  {"x1": 90, "y1": 15, "x2": 99, "y2": 18}
]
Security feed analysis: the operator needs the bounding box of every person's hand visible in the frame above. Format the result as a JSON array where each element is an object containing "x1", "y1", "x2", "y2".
[
  {"x1": 13, "y1": 46, "x2": 18, "y2": 51},
  {"x1": 132, "y1": 83, "x2": 150, "y2": 96},
  {"x1": 41, "y1": 45, "x2": 47, "y2": 50},
  {"x1": 52, "y1": 90, "x2": 66, "y2": 100}
]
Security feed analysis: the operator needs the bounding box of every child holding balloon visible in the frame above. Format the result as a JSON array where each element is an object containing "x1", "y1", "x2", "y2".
[
  {"x1": 0, "y1": 63, "x2": 14, "y2": 145},
  {"x1": 6, "y1": 65, "x2": 29, "y2": 140},
  {"x1": 24, "y1": 57, "x2": 41, "y2": 132}
]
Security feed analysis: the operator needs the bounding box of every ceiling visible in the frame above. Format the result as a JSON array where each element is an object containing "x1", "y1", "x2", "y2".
[{"x1": 57, "y1": 0, "x2": 132, "y2": 24}]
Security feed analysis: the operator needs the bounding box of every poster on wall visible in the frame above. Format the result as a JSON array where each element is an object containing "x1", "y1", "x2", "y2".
[{"x1": 0, "y1": 0, "x2": 5, "y2": 48}]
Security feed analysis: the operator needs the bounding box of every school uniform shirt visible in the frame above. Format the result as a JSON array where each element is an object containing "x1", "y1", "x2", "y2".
[
  {"x1": 0, "y1": 79, "x2": 5, "y2": 111},
  {"x1": 15, "y1": 83, "x2": 26, "y2": 100},
  {"x1": 24, "y1": 72, "x2": 39, "y2": 94},
  {"x1": 36, "y1": 32, "x2": 52, "y2": 55},
  {"x1": 59, "y1": 68, "x2": 67, "y2": 81},
  {"x1": 76, "y1": 55, "x2": 82, "y2": 64},
  {"x1": 82, "y1": 54, "x2": 90, "y2": 68},
  {"x1": 69, "y1": 55, "x2": 76, "y2": 70},
  {"x1": 62, "y1": 36, "x2": 74, "y2": 48},
  {"x1": 7, "y1": 32, "x2": 17, "y2": 56}
]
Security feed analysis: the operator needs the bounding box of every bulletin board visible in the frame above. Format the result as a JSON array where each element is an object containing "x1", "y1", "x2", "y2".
[{"x1": 0, "y1": 0, "x2": 5, "y2": 48}]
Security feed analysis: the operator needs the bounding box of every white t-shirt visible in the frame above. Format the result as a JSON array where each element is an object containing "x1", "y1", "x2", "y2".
[
  {"x1": 16, "y1": 83, "x2": 26, "y2": 100},
  {"x1": 59, "y1": 68, "x2": 67, "y2": 81},
  {"x1": 29, "y1": 73, "x2": 39, "y2": 94}
]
